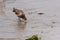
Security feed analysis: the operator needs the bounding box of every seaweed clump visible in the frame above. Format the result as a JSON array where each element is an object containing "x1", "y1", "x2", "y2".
[{"x1": 26, "y1": 35, "x2": 38, "y2": 40}]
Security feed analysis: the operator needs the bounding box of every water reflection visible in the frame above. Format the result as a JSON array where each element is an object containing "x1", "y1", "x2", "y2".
[{"x1": 16, "y1": 20, "x2": 27, "y2": 30}]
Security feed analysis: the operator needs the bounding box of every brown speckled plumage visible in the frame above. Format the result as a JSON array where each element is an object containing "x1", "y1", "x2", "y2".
[{"x1": 13, "y1": 8, "x2": 27, "y2": 20}]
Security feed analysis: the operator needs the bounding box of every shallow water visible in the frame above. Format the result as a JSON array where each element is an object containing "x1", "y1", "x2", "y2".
[{"x1": 0, "y1": 0, "x2": 60, "y2": 40}]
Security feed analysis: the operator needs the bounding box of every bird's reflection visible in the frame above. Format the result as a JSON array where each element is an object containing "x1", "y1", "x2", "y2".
[{"x1": 17, "y1": 20, "x2": 27, "y2": 30}]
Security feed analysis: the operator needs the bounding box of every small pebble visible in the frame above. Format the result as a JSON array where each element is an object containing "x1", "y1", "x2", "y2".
[
  {"x1": 52, "y1": 22, "x2": 56, "y2": 24},
  {"x1": 38, "y1": 13, "x2": 44, "y2": 15}
]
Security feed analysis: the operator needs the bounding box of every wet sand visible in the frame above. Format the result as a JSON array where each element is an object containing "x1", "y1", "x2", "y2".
[{"x1": 0, "y1": 0, "x2": 60, "y2": 40}]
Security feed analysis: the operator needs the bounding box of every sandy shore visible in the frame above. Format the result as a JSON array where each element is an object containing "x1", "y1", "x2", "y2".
[{"x1": 0, "y1": 0, "x2": 60, "y2": 40}]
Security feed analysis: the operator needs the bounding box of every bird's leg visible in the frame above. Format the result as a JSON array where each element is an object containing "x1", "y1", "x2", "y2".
[{"x1": 18, "y1": 17, "x2": 21, "y2": 22}]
